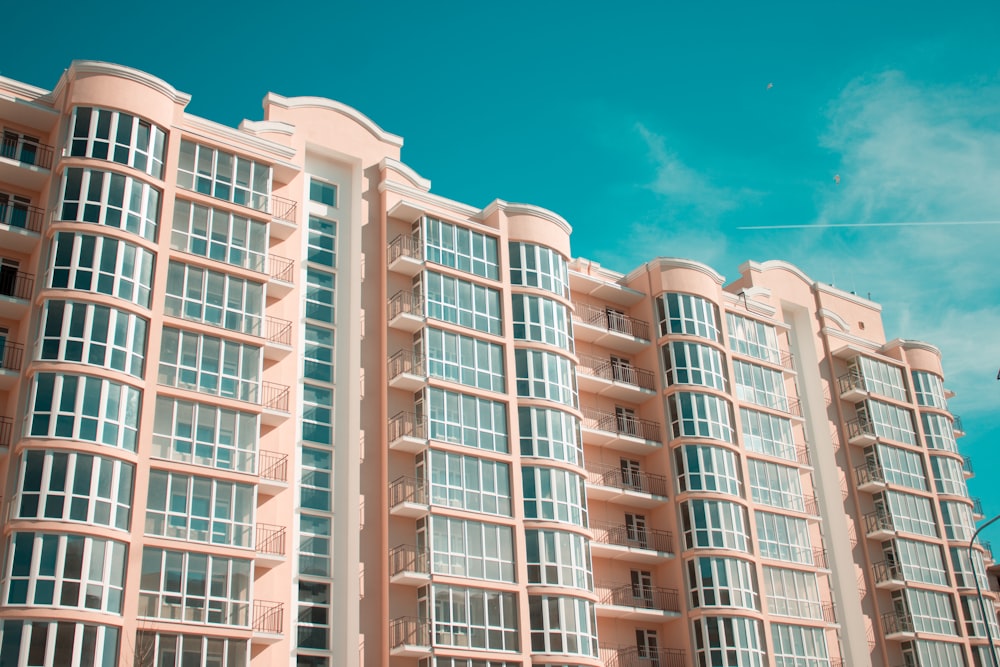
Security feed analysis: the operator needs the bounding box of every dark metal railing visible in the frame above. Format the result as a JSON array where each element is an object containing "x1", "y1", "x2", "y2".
[
  {"x1": 387, "y1": 349, "x2": 425, "y2": 381},
  {"x1": 963, "y1": 455, "x2": 974, "y2": 475},
  {"x1": 252, "y1": 600, "x2": 283, "y2": 634},
  {"x1": 388, "y1": 411, "x2": 427, "y2": 442},
  {"x1": 270, "y1": 195, "x2": 297, "y2": 224},
  {"x1": 813, "y1": 548, "x2": 829, "y2": 569},
  {"x1": 846, "y1": 416, "x2": 876, "y2": 441},
  {"x1": 0, "y1": 271, "x2": 34, "y2": 300},
  {"x1": 578, "y1": 354, "x2": 656, "y2": 391},
  {"x1": 255, "y1": 523, "x2": 286, "y2": 556},
  {"x1": 864, "y1": 510, "x2": 894, "y2": 535},
  {"x1": 838, "y1": 367, "x2": 865, "y2": 395},
  {"x1": 594, "y1": 583, "x2": 680, "y2": 613},
  {"x1": 389, "y1": 544, "x2": 429, "y2": 577},
  {"x1": 387, "y1": 233, "x2": 423, "y2": 264},
  {"x1": 0, "y1": 342, "x2": 24, "y2": 372},
  {"x1": 581, "y1": 407, "x2": 661, "y2": 442},
  {"x1": 258, "y1": 450, "x2": 288, "y2": 483},
  {"x1": 586, "y1": 461, "x2": 669, "y2": 498},
  {"x1": 600, "y1": 646, "x2": 686, "y2": 667},
  {"x1": 389, "y1": 476, "x2": 427, "y2": 507},
  {"x1": 265, "y1": 316, "x2": 292, "y2": 346},
  {"x1": 0, "y1": 416, "x2": 12, "y2": 448},
  {"x1": 881, "y1": 610, "x2": 914, "y2": 635},
  {"x1": 268, "y1": 254, "x2": 294, "y2": 283},
  {"x1": 855, "y1": 461, "x2": 885, "y2": 488},
  {"x1": 0, "y1": 202, "x2": 43, "y2": 233},
  {"x1": 1, "y1": 136, "x2": 54, "y2": 169},
  {"x1": 953, "y1": 415, "x2": 964, "y2": 432},
  {"x1": 590, "y1": 520, "x2": 673, "y2": 555},
  {"x1": 822, "y1": 601, "x2": 837, "y2": 623},
  {"x1": 795, "y1": 445, "x2": 811, "y2": 465},
  {"x1": 260, "y1": 381, "x2": 290, "y2": 412},
  {"x1": 972, "y1": 497, "x2": 984, "y2": 515},
  {"x1": 980, "y1": 540, "x2": 993, "y2": 560},
  {"x1": 387, "y1": 290, "x2": 424, "y2": 320},
  {"x1": 872, "y1": 559, "x2": 903, "y2": 584},
  {"x1": 574, "y1": 302, "x2": 651, "y2": 341},
  {"x1": 389, "y1": 617, "x2": 430, "y2": 649}
]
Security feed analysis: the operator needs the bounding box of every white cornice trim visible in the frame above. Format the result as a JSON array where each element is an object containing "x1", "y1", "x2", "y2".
[
  {"x1": 742, "y1": 259, "x2": 882, "y2": 311},
  {"x1": 481, "y1": 200, "x2": 573, "y2": 235},
  {"x1": 0, "y1": 76, "x2": 54, "y2": 102},
  {"x1": 379, "y1": 180, "x2": 481, "y2": 218},
  {"x1": 813, "y1": 282, "x2": 882, "y2": 311},
  {"x1": 818, "y1": 308, "x2": 851, "y2": 333},
  {"x1": 725, "y1": 288, "x2": 778, "y2": 318},
  {"x1": 884, "y1": 338, "x2": 942, "y2": 358},
  {"x1": 379, "y1": 158, "x2": 431, "y2": 191},
  {"x1": 240, "y1": 119, "x2": 295, "y2": 137},
  {"x1": 823, "y1": 329, "x2": 883, "y2": 352},
  {"x1": 66, "y1": 60, "x2": 192, "y2": 105},
  {"x1": 180, "y1": 115, "x2": 297, "y2": 160},
  {"x1": 630, "y1": 257, "x2": 725, "y2": 285},
  {"x1": 265, "y1": 93, "x2": 403, "y2": 147}
]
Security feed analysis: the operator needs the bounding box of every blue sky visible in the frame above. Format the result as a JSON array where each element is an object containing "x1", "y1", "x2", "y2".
[{"x1": 3, "y1": 1, "x2": 998, "y2": 512}]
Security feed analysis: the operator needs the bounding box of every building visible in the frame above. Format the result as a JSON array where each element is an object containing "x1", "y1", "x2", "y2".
[{"x1": 0, "y1": 61, "x2": 995, "y2": 667}]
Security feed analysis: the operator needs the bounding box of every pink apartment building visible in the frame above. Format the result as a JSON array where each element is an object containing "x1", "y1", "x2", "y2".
[{"x1": 0, "y1": 61, "x2": 994, "y2": 667}]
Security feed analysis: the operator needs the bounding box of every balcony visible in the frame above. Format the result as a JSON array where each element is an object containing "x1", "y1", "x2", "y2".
[
  {"x1": 822, "y1": 601, "x2": 838, "y2": 624},
  {"x1": 255, "y1": 523, "x2": 286, "y2": 568},
  {"x1": 855, "y1": 461, "x2": 886, "y2": 493},
  {"x1": 268, "y1": 194, "x2": 297, "y2": 239},
  {"x1": 0, "y1": 342, "x2": 24, "y2": 390},
  {"x1": 963, "y1": 455, "x2": 975, "y2": 478},
  {"x1": 979, "y1": 540, "x2": 993, "y2": 561},
  {"x1": 389, "y1": 476, "x2": 428, "y2": 518},
  {"x1": 388, "y1": 411, "x2": 428, "y2": 453},
  {"x1": 600, "y1": 646, "x2": 686, "y2": 667},
  {"x1": 259, "y1": 381, "x2": 290, "y2": 425},
  {"x1": 387, "y1": 349, "x2": 426, "y2": 392},
  {"x1": 594, "y1": 583, "x2": 680, "y2": 620},
  {"x1": 387, "y1": 290, "x2": 425, "y2": 332},
  {"x1": 576, "y1": 355, "x2": 656, "y2": 402},
  {"x1": 389, "y1": 544, "x2": 430, "y2": 585},
  {"x1": 872, "y1": 560, "x2": 906, "y2": 589},
  {"x1": 864, "y1": 510, "x2": 895, "y2": 540},
  {"x1": 258, "y1": 450, "x2": 289, "y2": 496},
  {"x1": 881, "y1": 610, "x2": 915, "y2": 639},
  {"x1": 389, "y1": 617, "x2": 431, "y2": 657},
  {"x1": 572, "y1": 302, "x2": 650, "y2": 353},
  {"x1": 0, "y1": 135, "x2": 53, "y2": 190},
  {"x1": 0, "y1": 416, "x2": 12, "y2": 453},
  {"x1": 953, "y1": 415, "x2": 965, "y2": 436},
  {"x1": 585, "y1": 462, "x2": 669, "y2": 508},
  {"x1": 973, "y1": 497, "x2": 985, "y2": 520},
  {"x1": 0, "y1": 202, "x2": 43, "y2": 253},
  {"x1": 846, "y1": 417, "x2": 877, "y2": 447},
  {"x1": 589, "y1": 521, "x2": 674, "y2": 563},
  {"x1": 0, "y1": 271, "x2": 34, "y2": 320},
  {"x1": 252, "y1": 600, "x2": 284, "y2": 643},
  {"x1": 838, "y1": 367, "x2": 868, "y2": 402},
  {"x1": 267, "y1": 254, "x2": 294, "y2": 297},
  {"x1": 262, "y1": 316, "x2": 292, "y2": 360},
  {"x1": 580, "y1": 408, "x2": 662, "y2": 454},
  {"x1": 387, "y1": 233, "x2": 423, "y2": 276},
  {"x1": 813, "y1": 548, "x2": 830, "y2": 570}
]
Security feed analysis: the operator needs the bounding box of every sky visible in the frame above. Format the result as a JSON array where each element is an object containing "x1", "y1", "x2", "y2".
[{"x1": 2, "y1": 1, "x2": 998, "y2": 512}]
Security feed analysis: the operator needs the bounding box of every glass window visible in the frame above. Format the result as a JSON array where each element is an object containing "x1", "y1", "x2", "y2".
[
  {"x1": 0, "y1": 620, "x2": 120, "y2": 667},
  {"x1": 157, "y1": 328, "x2": 261, "y2": 402},
  {"x1": 663, "y1": 341, "x2": 727, "y2": 390},
  {"x1": 306, "y1": 267, "x2": 336, "y2": 323},
  {"x1": 930, "y1": 456, "x2": 968, "y2": 497},
  {"x1": 679, "y1": 499, "x2": 749, "y2": 552},
  {"x1": 48, "y1": 231, "x2": 155, "y2": 308},
  {"x1": 299, "y1": 513, "x2": 331, "y2": 578},
  {"x1": 38, "y1": 299, "x2": 147, "y2": 377},
  {"x1": 876, "y1": 444, "x2": 928, "y2": 491},
  {"x1": 907, "y1": 640, "x2": 968, "y2": 667},
  {"x1": 302, "y1": 384, "x2": 334, "y2": 446},
  {"x1": 922, "y1": 412, "x2": 958, "y2": 452},
  {"x1": 860, "y1": 400, "x2": 916, "y2": 445},
  {"x1": 304, "y1": 325, "x2": 335, "y2": 384},
  {"x1": 518, "y1": 406, "x2": 582, "y2": 466},
  {"x1": 425, "y1": 328, "x2": 505, "y2": 392},
  {"x1": 727, "y1": 313, "x2": 781, "y2": 364},
  {"x1": 511, "y1": 294, "x2": 573, "y2": 352},
  {"x1": 424, "y1": 271, "x2": 502, "y2": 335},
  {"x1": 755, "y1": 512, "x2": 813, "y2": 564},
  {"x1": 893, "y1": 538, "x2": 948, "y2": 586},
  {"x1": 427, "y1": 585, "x2": 519, "y2": 651},
  {"x1": 427, "y1": 516, "x2": 515, "y2": 583},
  {"x1": 883, "y1": 491, "x2": 937, "y2": 538},
  {"x1": 747, "y1": 459, "x2": 804, "y2": 511},
  {"x1": 854, "y1": 357, "x2": 908, "y2": 401},
  {"x1": 309, "y1": 179, "x2": 336, "y2": 207},
  {"x1": 307, "y1": 215, "x2": 337, "y2": 267},
  {"x1": 740, "y1": 408, "x2": 796, "y2": 461},
  {"x1": 145, "y1": 470, "x2": 253, "y2": 548},
  {"x1": 692, "y1": 616, "x2": 765, "y2": 667},
  {"x1": 522, "y1": 466, "x2": 588, "y2": 527},
  {"x1": 940, "y1": 501, "x2": 976, "y2": 541},
  {"x1": 301, "y1": 446, "x2": 332, "y2": 512},
  {"x1": 423, "y1": 387, "x2": 507, "y2": 453},
  {"x1": 27, "y1": 372, "x2": 141, "y2": 452},
  {"x1": 524, "y1": 529, "x2": 593, "y2": 590},
  {"x1": 961, "y1": 596, "x2": 1000, "y2": 639},
  {"x1": 171, "y1": 199, "x2": 267, "y2": 272},
  {"x1": 297, "y1": 580, "x2": 330, "y2": 651},
  {"x1": 675, "y1": 444, "x2": 742, "y2": 496},
  {"x1": 177, "y1": 139, "x2": 271, "y2": 211},
  {"x1": 771, "y1": 624, "x2": 830, "y2": 667},
  {"x1": 425, "y1": 450, "x2": 512, "y2": 517},
  {"x1": 514, "y1": 349, "x2": 577, "y2": 407},
  {"x1": 138, "y1": 547, "x2": 251, "y2": 626},
  {"x1": 899, "y1": 589, "x2": 957, "y2": 636},
  {"x1": 733, "y1": 360, "x2": 789, "y2": 412},
  {"x1": 687, "y1": 557, "x2": 758, "y2": 610},
  {"x1": 763, "y1": 567, "x2": 822, "y2": 619},
  {"x1": 69, "y1": 106, "x2": 166, "y2": 177},
  {"x1": 151, "y1": 396, "x2": 258, "y2": 473},
  {"x1": 164, "y1": 261, "x2": 264, "y2": 336},
  {"x1": 656, "y1": 293, "x2": 719, "y2": 341},
  {"x1": 912, "y1": 371, "x2": 947, "y2": 408},
  {"x1": 508, "y1": 242, "x2": 568, "y2": 297},
  {"x1": 59, "y1": 167, "x2": 160, "y2": 241},
  {"x1": 135, "y1": 632, "x2": 248, "y2": 667},
  {"x1": 424, "y1": 217, "x2": 499, "y2": 280},
  {"x1": 668, "y1": 392, "x2": 734, "y2": 442},
  {"x1": 950, "y1": 546, "x2": 988, "y2": 590},
  {"x1": 528, "y1": 595, "x2": 598, "y2": 657}
]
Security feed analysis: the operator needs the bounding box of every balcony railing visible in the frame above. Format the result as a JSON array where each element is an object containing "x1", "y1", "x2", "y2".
[
  {"x1": 586, "y1": 461, "x2": 669, "y2": 498},
  {"x1": 822, "y1": 601, "x2": 837, "y2": 623},
  {"x1": 864, "y1": 510, "x2": 894, "y2": 535},
  {"x1": 0, "y1": 416, "x2": 12, "y2": 448},
  {"x1": 855, "y1": 461, "x2": 885, "y2": 488},
  {"x1": 574, "y1": 302, "x2": 651, "y2": 341},
  {"x1": 881, "y1": 610, "x2": 914, "y2": 636},
  {"x1": 953, "y1": 415, "x2": 964, "y2": 432},
  {"x1": 963, "y1": 455, "x2": 974, "y2": 475},
  {"x1": 813, "y1": 548, "x2": 829, "y2": 569},
  {"x1": 389, "y1": 617, "x2": 430, "y2": 649},
  {"x1": 600, "y1": 646, "x2": 686, "y2": 667},
  {"x1": 265, "y1": 317, "x2": 292, "y2": 346},
  {"x1": 594, "y1": 583, "x2": 680, "y2": 613},
  {"x1": 255, "y1": 523, "x2": 286, "y2": 556},
  {"x1": 388, "y1": 290, "x2": 424, "y2": 320},
  {"x1": 260, "y1": 382, "x2": 290, "y2": 412},
  {"x1": 578, "y1": 354, "x2": 656, "y2": 391},
  {"x1": 268, "y1": 254, "x2": 294, "y2": 283},
  {"x1": 270, "y1": 195, "x2": 297, "y2": 224},
  {"x1": 389, "y1": 544, "x2": 429, "y2": 577},
  {"x1": 388, "y1": 349, "x2": 425, "y2": 380},
  {"x1": 581, "y1": 407, "x2": 661, "y2": 442},
  {"x1": 1, "y1": 136, "x2": 54, "y2": 169},
  {"x1": 872, "y1": 559, "x2": 903, "y2": 584},
  {"x1": 0, "y1": 202, "x2": 43, "y2": 233},
  {"x1": 388, "y1": 233, "x2": 423, "y2": 264},
  {"x1": 973, "y1": 497, "x2": 984, "y2": 516},
  {"x1": 838, "y1": 367, "x2": 865, "y2": 395},
  {"x1": 0, "y1": 342, "x2": 24, "y2": 372},
  {"x1": 258, "y1": 450, "x2": 288, "y2": 483},
  {"x1": 0, "y1": 271, "x2": 34, "y2": 301},
  {"x1": 590, "y1": 520, "x2": 673, "y2": 555},
  {"x1": 388, "y1": 411, "x2": 427, "y2": 442},
  {"x1": 846, "y1": 416, "x2": 876, "y2": 441},
  {"x1": 252, "y1": 600, "x2": 284, "y2": 634},
  {"x1": 389, "y1": 476, "x2": 427, "y2": 507}
]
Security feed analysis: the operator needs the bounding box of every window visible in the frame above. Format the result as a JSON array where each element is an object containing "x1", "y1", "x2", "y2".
[
  {"x1": 656, "y1": 293, "x2": 720, "y2": 341},
  {"x1": 899, "y1": 588, "x2": 957, "y2": 636},
  {"x1": 309, "y1": 179, "x2": 337, "y2": 207},
  {"x1": 48, "y1": 231, "x2": 155, "y2": 308},
  {"x1": 164, "y1": 261, "x2": 264, "y2": 336},
  {"x1": 424, "y1": 217, "x2": 499, "y2": 280},
  {"x1": 893, "y1": 538, "x2": 948, "y2": 586},
  {"x1": 860, "y1": 400, "x2": 916, "y2": 445},
  {"x1": 876, "y1": 444, "x2": 928, "y2": 491},
  {"x1": 522, "y1": 466, "x2": 588, "y2": 526},
  {"x1": 740, "y1": 408, "x2": 796, "y2": 461},
  {"x1": 733, "y1": 359, "x2": 789, "y2": 412},
  {"x1": 930, "y1": 456, "x2": 968, "y2": 496},
  {"x1": 679, "y1": 499, "x2": 749, "y2": 552},
  {"x1": 177, "y1": 139, "x2": 271, "y2": 211},
  {"x1": 763, "y1": 567, "x2": 822, "y2": 619},
  {"x1": 961, "y1": 596, "x2": 1000, "y2": 638},
  {"x1": 38, "y1": 299, "x2": 147, "y2": 378},
  {"x1": 663, "y1": 341, "x2": 727, "y2": 390},
  {"x1": 307, "y1": 214, "x2": 337, "y2": 267},
  {"x1": 304, "y1": 325, "x2": 335, "y2": 383},
  {"x1": 15, "y1": 450, "x2": 133, "y2": 531},
  {"x1": 299, "y1": 514, "x2": 332, "y2": 577},
  {"x1": 158, "y1": 328, "x2": 261, "y2": 402},
  {"x1": 912, "y1": 371, "x2": 947, "y2": 409},
  {"x1": 297, "y1": 581, "x2": 330, "y2": 651},
  {"x1": 528, "y1": 595, "x2": 598, "y2": 657},
  {"x1": 139, "y1": 548, "x2": 251, "y2": 626},
  {"x1": 883, "y1": 491, "x2": 937, "y2": 538},
  {"x1": 302, "y1": 384, "x2": 334, "y2": 446},
  {"x1": 427, "y1": 585, "x2": 519, "y2": 651},
  {"x1": 424, "y1": 271, "x2": 502, "y2": 335},
  {"x1": 747, "y1": 459, "x2": 805, "y2": 511},
  {"x1": 59, "y1": 167, "x2": 160, "y2": 241},
  {"x1": 940, "y1": 501, "x2": 976, "y2": 541},
  {"x1": 771, "y1": 624, "x2": 830, "y2": 667},
  {"x1": 524, "y1": 529, "x2": 593, "y2": 590},
  {"x1": 922, "y1": 412, "x2": 958, "y2": 452},
  {"x1": 692, "y1": 616, "x2": 765, "y2": 667},
  {"x1": 0, "y1": 191, "x2": 33, "y2": 230},
  {"x1": 301, "y1": 447, "x2": 332, "y2": 512},
  {"x1": 509, "y1": 242, "x2": 569, "y2": 297},
  {"x1": 423, "y1": 387, "x2": 508, "y2": 453},
  {"x1": 687, "y1": 557, "x2": 759, "y2": 610},
  {"x1": 515, "y1": 349, "x2": 577, "y2": 407},
  {"x1": 151, "y1": 397, "x2": 258, "y2": 473},
  {"x1": 426, "y1": 516, "x2": 515, "y2": 583},
  {"x1": 145, "y1": 471, "x2": 253, "y2": 548},
  {"x1": 675, "y1": 444, "x2": 742, "y2": 496},
  {"x1": 425, "y1": 450, "x2": 512, "y2": 517},
  {"x1": 69, "y1": 106, "x2": 166, "y2": 177},
  {"x1": 511, "y1": 294, "x2": 573, "y2": 352},
  {"x1": 950, "y1": 546, "x2": 988, "y2": 590},
  {"x1": 854, "y1": 357, "x2": 908, "y2": 401},
  {"x1": 905, "y1": 640, "x2": 967, "y2": 667},
  {"x1": 0, "y1": 620, "x2": 120, "y2": 667},
  {"x1": 756, "y1": 512, "x2": 813, "y2": 564},
  {"x1": 518, "y1": 406, "x2": 582, "y2": 466},
  {"x1": 425, "y1": 328, "x2": 505, "y2": 392},
  {"x1": 305, "y1": 267, "x2": 336, "y2": 323},
  {"x1": 727, "y1": 313, "x2": 782, "y2": 364},
  {"x1": 171, "y1": 199, "x2": 267, "y2": 272},
  {"x1": 4, "y1": 532, "x2": 126, "y2": 613},
  {"x1": 668, "y1": 392, "x2": 734, "y2": 442},
  {"x1": 27, "y1": 372, "x2": 141, "y2": 452},
  {"x1": 134, "y1": 632, "x2": 248, "y2": 667}
]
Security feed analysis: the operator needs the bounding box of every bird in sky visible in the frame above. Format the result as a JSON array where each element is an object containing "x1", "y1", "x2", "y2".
[
  {"x1": 766, "y1": 82, "x2": 774, "y2": 90},
  {"x1": 834, "y1": 174, "x2": 841, "y2": 184}
]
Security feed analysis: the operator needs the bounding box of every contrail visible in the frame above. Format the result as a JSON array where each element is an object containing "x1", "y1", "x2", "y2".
[{"x1": 738, "y1": 220, "x2": 1000, "y2": 230}]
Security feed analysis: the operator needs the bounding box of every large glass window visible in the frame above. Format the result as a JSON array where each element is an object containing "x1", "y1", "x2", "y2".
[
  {"x1": 424, "y1": 271, "x2": 502, "y2": 335},
  {"x1": 884, "y1": 491, "x2": 937, "y2": 538},
  {"x1": 145, "y1": 470, "x2": 254, "y2": 548},
  {"x1": 679, "y1": 499, "x2": 749, "y2": 552},
  {"x1": 876, "y1": 444, "x2": 928, "y2": 491},
  {"x1": 297, "y1": 580, "x2": 330, "y2": 652},
  {"x1": 426, "y1": 516, "x2": 515, "y2": 583},
  {"x1": 69, "y1": 106, "x2": 166, "y2": 178},
  {"x1": 922, "y1": 412, "x2": 958, "y2": 452},
  {"x1": 299, "y1": 513, "x2": 331, "y2": 578},
  {"x1": 930, "y1": 456, "x2": 968, "y2": 497},
  {"x1": 950, "y1": 546, "x2": 988, "y2": 590},
  {"x1": 171, "y1": 199, "x2": 267, "y2": 272},
  {"x1": 940, "y1": 501, "x2": 976, "y2": 541},
  {"x1": 894, "y1": 538, "x2": 948, "y2": 585},
  {"x1": 38, "y1": 299, "x2": 147, "y2": 378},
  {"x1": 59, "y1": 167, "x2": 160, "y2": 241},
  {"x1": 423, "y1": 387, "x2": 508, "y2": 453},
  {"x1": 668, "y1": 392, "x2": 734, "y2": 443},
  {"x1": 763, "y1": 567, "x2": 822, "y2": 619},
  {"x1": 158, "y1": 328, "x2": 260, "y2": 402},
  {"x1": 424, "y1": 217, "x2": 499, "y2": 279},
  {"x1": 861, "y1": 400, "x2": 916, "y2": 445},
  {"x1": 0, "y1": 620, "x2": 120, "y2": 667},
  {"x1": 134, "y1": 632, "x2": 248, "y2": 667},
  {"x1": 307, "y1": 215, "x2": 337, "y2": 267},
  {"x1": 302, "y1": 384, "x2": 334, "y2": 446},
  {"x1": 511, "y1": 293, "x2": 573, "y2": 352},
  {"x1": 656, "y1": 293, "x2": 719, "y2": 341},
  {"x1": 48, "y1": 231, "x2": 155, "y2": 308},
  {"x1": 855, "y1": 357, "x2": 908, "y2": 401},
  {"x1": 27, "y1": 372, "x2": 141, "y2": 452},
  {"x1": 899, "y1": 589, "x2": 957, "y2": 636},
  {"x1": 164, "y1": 261, "x2": 264, "y2": 336},
  {"x1": 740, "y1": 408, "x2": 796, "y2": 461},
  {"x1": 771, "y1": 624, "x2": 829, "y2": 667},
  {"x1": 733, "y1": 360, "x2": 789, "y2": 412},
  {"x1": 692, "y1": 616, "x2": 765, "y2": 667},
  {"x1": 508, "y1": 242, "x2": 569, "y2": 298},
  {"x1": 425, "y1": 450, "x2": 512, "y2": 517},
  {"x1": 663, "y1": 341, "x2": 727, "y2": 390},
  {"x1": 907, "y1": 640, "x2": 969, "y2": 667},
  {"x1": 675, "y1": 444, "x2": 742, "y2": 496},
  {"x1": 138, "y1": 548, "x2": 251, "y2": 626},
  {"x1": 425, "y1": 328, "x2": 505, "y2": 392},
  {"x1": 528, "y1": 595, "x2": 598, "y2": 657},
  {"x1": 151, "y1": 397, "x2": 258, "y2": 473},
  {"x1": 15, "y1": 450, "x2": 133, "y2": 532},
  {"x1": 747, "y1": 459, "x2": 805, "y2": 511},
  {"x1": 428, "y1": 585, "x2": 519, "y2": 651},
  {"x1": 522, "y1": 466, "x2": 588, "y2": 527},
  {"x1": 687, "y1": 556, "x2": 758, "y2": 610},
  {"x1": 177, "y1": 139, "x2": 271, "y2": 211},
  {"x1": 515, "y1": 349, "x2": 577, "y2": 407},
  {"x1": 518, "y1": 406, "x2": 582, "y2": 466},
  {"x1": 525, "y1": 529, "x2": 593, "y2": 590},
  {"x1": 305, "y1": 267, "x2": 336, "y2": 323},
  {"x1": 912, "y1": 371, "x2": 947, "y2": 409},
  {"x1": 301, "y1": 447, "x2": 332, "y2": 512},
  {"x1": 304, "y1": 325, "x2": 335, "y2": 384},
  {"x1": 961, "y1": 596, "x2": 1000, "y2": 639},
  {"x1": 726, "y1": 313, "x2": 781, "y2": 364},
  {"x1": 3, "y1": 532, "x2": 126, "y2": 613},
  {"x1": 756, "y1": 512, "x2": 813, "y2": 564}
]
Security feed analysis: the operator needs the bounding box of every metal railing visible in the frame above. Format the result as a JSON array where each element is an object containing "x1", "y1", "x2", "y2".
[
  {"x1": 803, "y1": 495, "x2": 820, "y2": 517},
  {"x1": 973, "y1": 497, "x2": 984, "y2": 515},
  {"x1": 864, "y1": 510, "x2": 894, "y2": 535},
  {"x1": 265, "y1": 317, "x2": 292, "y2": 346},
  {"x1": 387, "y1": 290, "x2": 424, "y2": 320},
  {"x1": 594, "y1": 583, "x2": 680, "y2": 613},
  {"x1": 0, "y1": 416, "x2": 12, "y2": 448},
  {"x1": 578, "y1": 354, "x2": 656, "y2": 391},
  {"x1": 846, "y1": 416, "x2": 876, "y2": 441},
  {"x1": 0, "y1": 202, "x2": 43, "y2": 232},
  {"x1": 387, "y1": 233, "x2": 423, "y2": 264},
  {"x1": 252, "y1": 600, "x2": 283, "y2": 634},
  {"x1": 838, "y1": 367, "x2": 865, "y2": 395},
  {"x1": 981, "y1": 540, "x2": 993, "y2": 560},
  {"x1": 388, "y1": 411, "x2": 427, "y2": 442},
  {"x1": 590, "y1": 520, "x2": 673, "y2": 555},
  {"x1": 581, "y1": 407, "x2": 661, "y2": 442},
  {"x1": 795, "y1": 445, "x2": 811, "y2": 465},
  {"x1": 258, "y1": 450, "x2": 288, "y2": 483},
  {"x1": 268, "y1": 254, "x2": 294, "y2": 283},
  {"x1": 855, "y1": 461, "x2": 885, "y2": 488},
  {"x1": 389, "y1": 617, "x2": 430, "y2": 649},
  {"x1": 813, "y1": 548, "x2": 829, "y2": 569},
  {"x1": 963, "y1": 455, "x2": 974, "y2": 474},
  {"x1": 387, "y1": 349, "x2": 425, "y2": 381},
  {"x1": 270, "y1": 195, "x2": 297, "y2": 224},
  {"x1": 953, "y1": 415, "x2": 964, "y2": 432},
  {"x1": 1, "y1": 136, "x2": 54, "y2": 169},
  {"x1": 881, "y1": 610, "x2": 914, "y2": 635},
  {"x1": 389, "y1": 544, "x2": 429, "y2": 577},
  {"x1": 260, "y1": 382, "x2": 290, "y2": 412},
  {"x1": 822, "y1": 601, "x2": 837, "y2": 623},
  {"x1": 573, "y1": 302, "x2": 651, "y2": 340},
  {"x1": 586, "y1": 461, "x2": 669, "y2": 498},
  {"x1": 255, "y1": 523, "x2": 286, "y2": 556},
  {"x1": 389, "y1": 476, "x2": 427, "y2": 507},
  {"x1": 0, "y1": 271, "x2": 34, "y2": 300},
  {"x1": 872, "y1": 559, "x2": 903, "y2": 584},
  {"x1": 0, "y1": 342, "x2": 24, "y2": 372},
  {"x1": 600, "y1": 646, "x2": 686, "y2": 667}
]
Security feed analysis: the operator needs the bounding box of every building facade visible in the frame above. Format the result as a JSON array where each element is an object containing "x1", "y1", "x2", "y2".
[{"x1": 0, "y1": 61, "x2": 994, "y2": 667}]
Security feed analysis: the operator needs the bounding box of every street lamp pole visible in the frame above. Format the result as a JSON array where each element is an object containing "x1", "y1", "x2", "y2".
[{"x1": 971, "y1": 513, "x2": 1000, "y2": 667}]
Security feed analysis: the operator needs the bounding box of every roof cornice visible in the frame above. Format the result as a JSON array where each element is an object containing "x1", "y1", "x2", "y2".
[{"x1": 265, "y1": 93, "x2": 403, "y2": 147}]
